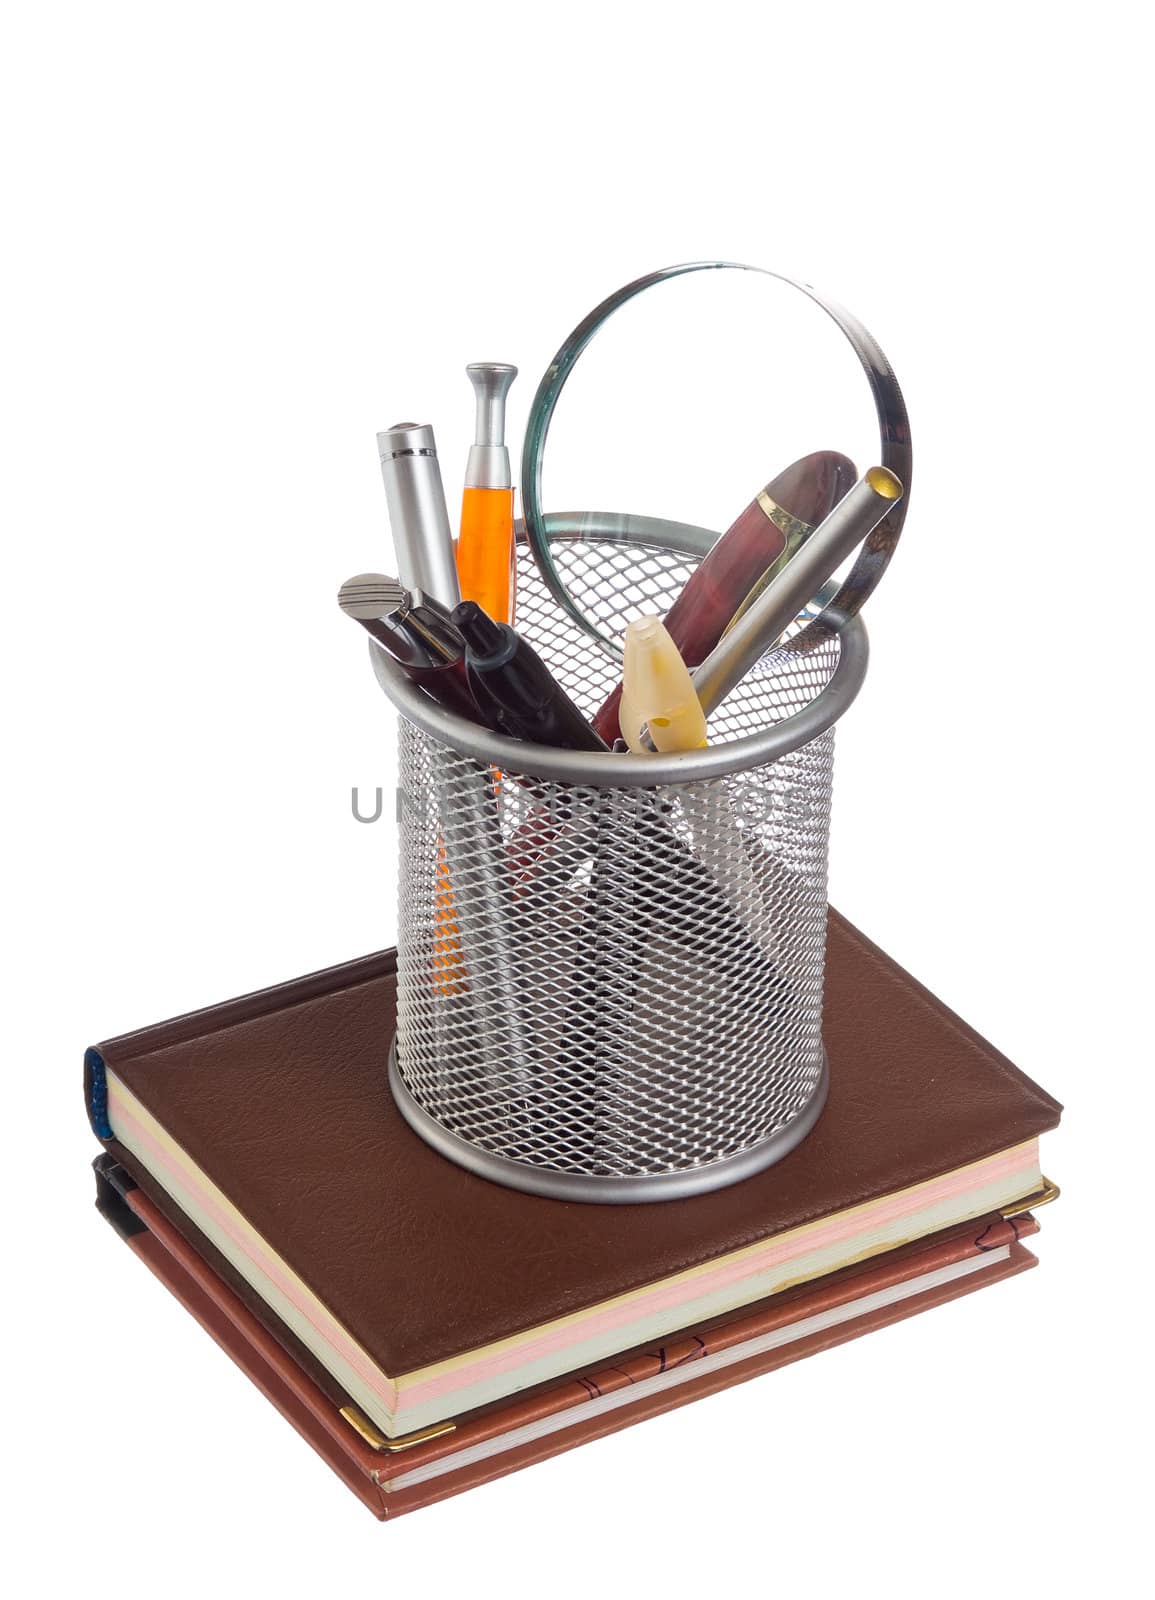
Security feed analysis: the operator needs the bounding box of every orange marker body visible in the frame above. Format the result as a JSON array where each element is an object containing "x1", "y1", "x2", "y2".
[{"x1": 457, "y1": 486, "x2": 516, "y2": 625}]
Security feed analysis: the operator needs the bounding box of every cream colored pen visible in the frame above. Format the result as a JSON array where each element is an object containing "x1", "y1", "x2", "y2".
[{"x1": 618, "y1": 616, "x2": 707, "y2": 754}]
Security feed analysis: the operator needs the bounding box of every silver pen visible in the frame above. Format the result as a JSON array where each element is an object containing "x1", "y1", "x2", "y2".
[
  {"x1": 376, "y1": 421, "x2": 461, "y2": 611},
  {"x1": 692, "y1": 466, "x2": 903, "y2": 716}
]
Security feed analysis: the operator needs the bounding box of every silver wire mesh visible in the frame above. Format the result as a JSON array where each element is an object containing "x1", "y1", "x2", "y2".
[{"x1": 394, "y1": 538, "x2": 839, "y2": 1180}]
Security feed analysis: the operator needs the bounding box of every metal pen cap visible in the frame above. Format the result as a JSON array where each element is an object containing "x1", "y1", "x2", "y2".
[
  {"x1": 376, "y1": 422, "x2": 461, "y2": 610},
  {"x1": 692, "y1": 466, "x2": 903, "y2": 717},
  {"x1": 337, "y1": 572, "x2": 465, "y2": 663},
  {"x1": 464, "y1": 364, "x2": 517, "y2": 489}
]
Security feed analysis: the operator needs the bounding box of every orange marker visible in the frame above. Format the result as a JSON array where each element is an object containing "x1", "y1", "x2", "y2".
[
  {"x1": 457, "y1": 363, "x2": 517, "y2": 624},
  {"x1": 432, "y1": 837, "x2": 466, "y2": 996}
]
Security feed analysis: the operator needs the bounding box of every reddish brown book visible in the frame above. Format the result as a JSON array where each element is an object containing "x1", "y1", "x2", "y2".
[
  {"x1": 94, "y1": 1155, "x2": 1044, "y2": 1520},
  {"x1": 85, "y1": 910, "x2": 1061, "y2": 1448}
]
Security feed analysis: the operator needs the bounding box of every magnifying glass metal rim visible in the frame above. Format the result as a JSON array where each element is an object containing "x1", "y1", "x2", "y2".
[{"x1": 519, "y1": 260, "x2": 912, "y2": 661}]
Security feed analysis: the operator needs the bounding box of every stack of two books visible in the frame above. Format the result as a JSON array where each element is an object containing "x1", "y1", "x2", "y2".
[{"x1": 87, "y1": 911, "x2": 1061, "y2": 1518}]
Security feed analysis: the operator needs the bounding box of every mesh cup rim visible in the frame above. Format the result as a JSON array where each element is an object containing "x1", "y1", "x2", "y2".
[
  {"x1": 369, "y1": 615, "x2": 867, "y2": 787},
  {"x1": 370, "y1": 515, "x2": 868, "y2": 786}
]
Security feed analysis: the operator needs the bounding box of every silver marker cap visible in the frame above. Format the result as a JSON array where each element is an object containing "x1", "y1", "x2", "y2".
[
  {"x1": 376, "y1": 421, "x2": 461, "y2": 610},
  {"x1": 464, "y1": 364, "x2": 517, "y2": 489}
]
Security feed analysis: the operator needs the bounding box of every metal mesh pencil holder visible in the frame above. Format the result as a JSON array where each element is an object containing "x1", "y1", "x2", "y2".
[{"x1": 371, "y1": 518, "x2": 870, "y2": 1203}]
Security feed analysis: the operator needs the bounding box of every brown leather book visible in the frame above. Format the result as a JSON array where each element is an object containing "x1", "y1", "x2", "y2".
[
  {"x1": 94, "y1": 1154, "x2": 1043, "y2": 1520},
  {"x1": 85, "y1": 910, "x2": 1061, "y2": 1444}
]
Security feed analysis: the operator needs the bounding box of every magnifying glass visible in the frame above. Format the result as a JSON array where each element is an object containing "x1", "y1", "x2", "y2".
[{"x1": 519, "y1": 262, "x2": 912, "y2": 663}]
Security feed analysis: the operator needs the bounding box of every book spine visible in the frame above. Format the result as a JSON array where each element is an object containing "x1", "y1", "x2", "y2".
[
  {"x1": 93, "y1": 1154, "x2": 145, "y2": 1239},
  {"x1": 85, "y1": 1049, "x2": 112, "y2": 1139}
]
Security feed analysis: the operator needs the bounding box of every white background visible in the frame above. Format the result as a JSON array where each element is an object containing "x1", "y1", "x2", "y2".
[{"x1": 3, "y1": 3, "x2": 1151, "y2": 1595}]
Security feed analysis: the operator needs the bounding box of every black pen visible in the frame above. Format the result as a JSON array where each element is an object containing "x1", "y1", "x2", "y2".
[{"x1": 451, "y1": 601, "x2": 609, "y2": 752}]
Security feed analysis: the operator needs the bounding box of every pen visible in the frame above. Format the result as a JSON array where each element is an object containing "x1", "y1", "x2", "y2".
[
  {"x1": 591, "y1": 450, "x2": 857, "y2": 744},
  {"x1": 722, "y1": 491, "x2": 826, "y2": 634},
  {"x1": 618, "y1": 616, "x2": 707, "y2": 754},
  {"x1": 377, "y1": 422, "x2": 461, "y2": 611},
  {"x1": 339, "y1": 574, "x2": 498, "y2": 1005},
  {"x1": 693, "y1": 465, "x2": 903, "y2": 716},
  {"x1": 457, "y1": 364, "x2": 518, "y2": 624},
  {"x1": 337, "y1": 573, "x2": 478, "y2": 722},
  {"x1": 452, "y1": 601, "x2": 610, "y2": 752}
]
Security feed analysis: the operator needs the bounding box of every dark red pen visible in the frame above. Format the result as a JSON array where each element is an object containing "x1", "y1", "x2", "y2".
[{"x1": 591, "y1": 449, "x2": 856, "y2": 744}]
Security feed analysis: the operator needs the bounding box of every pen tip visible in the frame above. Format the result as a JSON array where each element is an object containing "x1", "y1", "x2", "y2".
[{"x1": 451, "y1": 600, "x2": 505, "y2": 654}]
